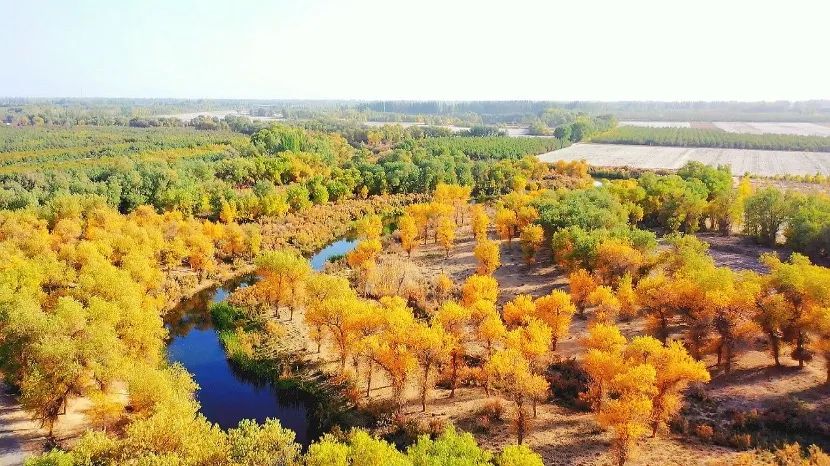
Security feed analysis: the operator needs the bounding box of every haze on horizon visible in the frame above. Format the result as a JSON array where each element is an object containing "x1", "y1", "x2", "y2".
[{"x1": 3, "y1": 0, "x2": 829, "y2": 102}]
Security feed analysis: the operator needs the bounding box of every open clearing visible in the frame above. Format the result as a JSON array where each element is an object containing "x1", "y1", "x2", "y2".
[{"x1": 539, "y1": 143, "x2": 830, "y2": 176}]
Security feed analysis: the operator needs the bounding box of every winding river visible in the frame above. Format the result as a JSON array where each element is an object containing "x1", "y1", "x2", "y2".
[{"x1": 164, "y1": 239, "x2": 358, "y2": 446}]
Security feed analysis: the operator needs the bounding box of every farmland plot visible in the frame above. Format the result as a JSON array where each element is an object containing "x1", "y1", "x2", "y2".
[
  {"x1": 713, "y1": 121, "x2": 830, "y2": 136},
  {"x1": 539, "y1": 143, "x2": 830, "y2": 176},
  {"x1": 619, "y1": 120, "x2": 691, "y2": 128}
]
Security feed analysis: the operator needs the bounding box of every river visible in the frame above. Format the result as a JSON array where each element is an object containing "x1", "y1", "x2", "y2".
[{"x1": 164, "y1": 239, "x2": 357, "y2": 446}]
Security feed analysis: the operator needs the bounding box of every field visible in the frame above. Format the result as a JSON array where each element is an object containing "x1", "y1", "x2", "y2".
[
  {"x1": 540, "y1": 143, "x2": 830, "y2": 176},
  {"x1": 620, "y1": 121, "x2": 830, "y2": 137},
  {"x1": 620, "y1": 121, "x2": 691, "y2": 128}
]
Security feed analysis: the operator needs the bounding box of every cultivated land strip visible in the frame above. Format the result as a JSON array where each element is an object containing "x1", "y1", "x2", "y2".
[{"x1": 539, "y1": 143, "x2": 830, "y2": 176}]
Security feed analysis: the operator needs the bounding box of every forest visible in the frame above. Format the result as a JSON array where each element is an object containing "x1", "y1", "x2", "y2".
[
  {"x1": 590, "y1": 126, "x2": 830, "y2": 152},
  {"x1": 1, "y1": 115, "x2": 829, "y2": 466}
]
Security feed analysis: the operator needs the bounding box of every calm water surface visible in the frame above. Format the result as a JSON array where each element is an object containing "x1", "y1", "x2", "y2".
[{"x1": 165, "y1": 239, "x2": 357, "y2": 445}]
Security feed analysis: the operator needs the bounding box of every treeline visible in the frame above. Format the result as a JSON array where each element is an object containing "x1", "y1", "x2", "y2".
[
  {"x1": 591, "y1": 126, "x2": 830, "y2": 152},
  {"x1": 527, "y1": 113, "x2": 617, "y2": 141}
]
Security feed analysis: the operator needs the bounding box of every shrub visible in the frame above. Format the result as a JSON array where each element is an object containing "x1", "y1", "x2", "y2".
[
  {"x1": 695, "y1": 424, "x2": 714, "y2": 441},
  {"x1": 545, "y1": 358, "x2": 590, "y2": 410}
]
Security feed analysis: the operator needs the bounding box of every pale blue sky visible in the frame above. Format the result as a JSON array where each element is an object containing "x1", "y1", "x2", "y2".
[{"x1": 2, "y1": 0, "x2": 829, "y2": 101}]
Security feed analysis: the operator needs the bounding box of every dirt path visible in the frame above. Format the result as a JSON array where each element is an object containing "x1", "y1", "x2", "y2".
[{"x1": 0, "y1": 384, "x2": 38, "y2": 466}]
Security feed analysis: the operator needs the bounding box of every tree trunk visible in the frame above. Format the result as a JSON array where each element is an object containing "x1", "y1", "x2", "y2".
[
  {"x1": 516, "y1": 403, "x2": 526, "y2": 445},
  {"x1": 366, "y1": 360, "x2": 373, "y2": 398},
  {"x1": 450, "y1": 353, "x2": 458, "y2": 398},
  {"x1": 797, "y1": 332, "x2": 805, "y2": 368},
  {"x1": 769, "y1": 332, "x2": 780, "y2": 367},
  {"x1": 421, "y1": 362, "x2": 431, "y2": 411},
  {"x1": 723, "y1": 343, "x2": 732, "y2": 374}
]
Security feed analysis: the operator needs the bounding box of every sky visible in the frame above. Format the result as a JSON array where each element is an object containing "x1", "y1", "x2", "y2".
[{"x1": 2, "y1": 0, "x2": 829, "y2": 101}]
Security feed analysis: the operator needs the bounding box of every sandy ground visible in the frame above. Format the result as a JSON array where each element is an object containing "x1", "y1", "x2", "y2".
[
  {"x1": 0, "y1": 381, "x2": 99, "y2": 465},
  {"x1": 539, "y1": 144, "x2": 830, "y2": 177},
  {"x1": 0, "y1": 383, "x2": 33, "y2": 466},
  {"x1": 749, "y1": 177, "x2": 830, "y2": 195},
  {"x1": 697, "y1": 233, "x2": 774, "y2": 273}
]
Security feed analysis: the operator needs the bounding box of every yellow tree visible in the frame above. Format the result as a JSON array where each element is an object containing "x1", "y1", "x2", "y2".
[
  {"x1": 356, "y1": 214, "x2": 383, "y2": 241},
  {"x1": 398, "y1": 213, "x2": 418, "y2": 257},
  {"x1": 434, "y1": 272, "x2": 455, "y2": 303},
  {"x1": 516, "y1": 205, "x2": 539, "y2": 231},
  {"x1": 569, "y1": 268, "x2": 598, "y2": 316},
  {"x1": 314, "y1": 296, "x2": 367, "y2": 372},
  {"x1": 582, "y1": 323, "x2": 627, "y2": 409},
  {"x1": 408, "y1": 203, "x2": 432, "y2": 245},
  {"x1": 596, "y1": 364, "x2": 657, "y2": 466},
  {"x1": 502, "y1": 294, "x2": 536, "y2": 327},
  {"x1": 351, "y1": 302, "x2": 388, "y2": 396},
  {"x1": 616, "y1": 273, "x2": 639, "y2": 320},
  {"x1": 219, "y1": 199, "x2": 238, "y2": 224},
  {"x1": 532, "y1": 290, "x2": 576, "y2": 351},
  {"x1": 519, "y1": 224, "x2": 544, "y2": 265},
  {"x1": 476, "y1": 308, "x2": 507, "y2": 360},
  {"x1": 761, "y1": 253, "x2": 830, "y2": 368},
  {"x1": 494, "y1": 208, "x2": 518, "y2": 243},
  {"x1": 409, "y1": 322, "x2": 452, "y2": 411},
  {"x1": 434, "y1": 183, "x2": 472, "y2": 225},
  {"x1": 474, "y1": 239, "x2": 501, "y2": 275},
  {"x1": 461, "y1": 274, "x2": 499, "y2": 307},
  {"x1": 594, "y1": 239, "x2": 644, "y2": 286},
  {"x1": 624, "y1": 338, "x2": 710, "y2": 436},
  {"x1": 505, "y1": 318, "x2": 553, "y2": 415},
  {"x1": 811, "y1": 306, "x2": 830, "y2": 384},
  {"x1": 408, "y1": 322, "x2": 453, "y2": 411},
  {"x1": 706, "y1": 272, "x2": 761, "y2": 374},
  {"x1": 485, "y1": 349, "x2": 549, "y2": 444},
  {"x1": 434, "y1": 301, "x2": 473, "y2": 397},
  {"x1": 635, "y1": 274, "x2": 681, "y2": 344},
  {"x1": 429, "y1": 203, "x2": 453, "y2": 243},
  {"x1": 254, "y1": 250, "x2": 312, "y2": 320},
  {"x1": 371, "y1": 333, "x2": 416, "y2": 414},
  {"x1": 471, "y1": 204, "x2": 490, "y2": 240},
  {"x1": 346, "y1": 239, "x2": 382, "y2": 293},
  {"x1": 304, "y1": 274, "x2": 355, "y2": 353},
  {"x1": 588, "y1": 286, "x2": 622, "y2": 325},
  {"x1": 755, "y1": 293, "x2": 794, "y2": 367},
  {"x1": 436, "y1": 216, "x2": 456, "y2": 258}
]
